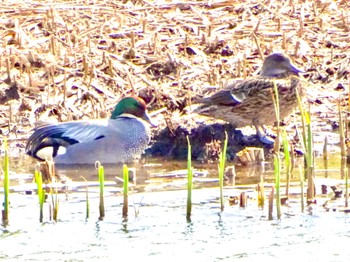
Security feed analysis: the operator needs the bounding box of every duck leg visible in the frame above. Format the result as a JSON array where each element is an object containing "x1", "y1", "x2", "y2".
[{"x1": 254, "y1": 124, "x2": 275, "y2": 145}]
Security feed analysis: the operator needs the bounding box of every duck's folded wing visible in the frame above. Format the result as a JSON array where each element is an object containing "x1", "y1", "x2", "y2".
[
  {"x1": 26, "y1": 119, "x2": 110, "y2": 161},
  {"x1": 197, "y1": 79, "x2": 248, "y2": 107},
  {"x1": 202, "y1": 89, "x2": 244, "y2": 106},
  {"x1": 228, "y1": 78, "x2": 275, "y2": 104}
]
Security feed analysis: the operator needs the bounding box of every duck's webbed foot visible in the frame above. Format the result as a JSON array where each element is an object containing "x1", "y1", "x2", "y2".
[{"x1": 255, "y1": 125, "x2": 275, "y2": 145}]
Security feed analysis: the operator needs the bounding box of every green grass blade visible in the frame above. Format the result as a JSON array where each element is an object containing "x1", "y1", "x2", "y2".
[
  {"x1": 296, "y1": 88, "x2": 314, "y2": 202},
  {"x1": 35, "y1": 170, "x2": 45, "y2": 222},
  {"x1": 282, "y1": 129, "x2": 291, "y2": 197},
  {"x1": 97, "y1": 162, "x2": 105, "y2": 220},
  {"x1": 258, "y1": 182, "x2": 265, "y2": 209},
  {"x1": 50, "y1": 186, "x2": 59, "y2": 222},
  {"x1": 299, "y1": 165, "x2": 304, "y2": 212},
  {"x1": 218, "y1": 131, "x2": 228, "y2": 212},
  {"x1": 80, "y1": 176, "x2": 89, "y2": 220},
  {"x1": 54, "y1": 188, "x2": 59, "y2": 222},
  {"x1": 338, "y1": 99, "x2": 346, "y2": 158},
  {"x1": 268, "y1": 186, "x2": 274, "y2": 220},
  {"x1": 271, "y1": 80, "x2": 281, "y2": 219},
  {"x1": 186, "y1": 136, "x2": 193, "y2": 221},
  {"x1": 345, "y1": 167, "x2": 348, "y2": 208},
  {"x1": 2, "y1": 138, "x2": 9, "y2": 226},
  {"x1": 122, "y1": 164, "x2": 129, "y2": 218},
  {"x1": 274, "y1": 155, "x2": 281, "y2": 219},
  {"x1": 306, "y1": 110, "x2": 314, "y2": 199},
  {"x1": 296, "y1": 88, "x2": 307, "y2": 152},
  {"x1": 272, "y1": 80, "x2": 280, "y2": 121}
]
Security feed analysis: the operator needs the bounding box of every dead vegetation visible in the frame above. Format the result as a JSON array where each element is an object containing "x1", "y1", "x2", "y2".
[{"x1": 0, "y1": 0, "x2": 349, "y2": 155}]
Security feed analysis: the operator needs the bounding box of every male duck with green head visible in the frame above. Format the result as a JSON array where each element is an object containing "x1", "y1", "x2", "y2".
[
  {"x1": 192, "y1": 53, "x2": 305, "y2": 144},
  {"x1": 26, "y1": 96, "x2": 155, "y2": 165}
]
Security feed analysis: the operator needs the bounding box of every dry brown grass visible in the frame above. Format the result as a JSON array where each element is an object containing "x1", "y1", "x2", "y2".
[{"x1": 0, "y1": 0, "x2": 349, "y2": 152}]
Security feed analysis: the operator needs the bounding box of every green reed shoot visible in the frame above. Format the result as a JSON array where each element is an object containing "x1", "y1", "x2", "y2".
[
  {"x1": 34, "y1": 170, "x2": 45, "y2": 222},
  {"x1": 299, "y1": 165, "x2": 304, "y2": 212},
  {"x1": 282, "y1": 129, "x2": 291, "y2": 197},
  {"x1": 305, "y1": 111, "x2": 314, "y2": 199},
  {"x1": 268, "y1": 186, "x2": 274, "y2": 220},
  {"x1": 338, "y1": 99, "x2": 348, "y2": 186},
  {"x1": 122, "y1": 164, "x2": 129, "y2": 218},
  {"x1": 186, "y1": 136, "x2": 193, "y2": 221},
  {"x1": 257, "y1": 182, "x2": 265, "y2": 209},
  {"x1": 296, "y1": 89, "x2": 307, "y2": 150},
  {"x1": 338, "y1": 99, "x2": 346, "y2": 159},
  {"x1": 218, "y1": 132, "x2": 228, "y2": 212},
  {"x1": 296, "y1": 89, "x2": 314, "y2": 200},
  {"x1": 80, "y1": 176, "x2": 90, "y2": 220},
  {"x1": 345, "y1": 167, "x2": 348, "y2": 208},
  {"x1": 2, "y1": 138, "x2": 9, "y2": 226},
  {"x1": 323, "y1": 136, "x2": 329, "y2": 178},
  {"x1": 96, "y1": 162, "x2": 105, "y2": 220},
  {"x1": 273, "y1": 155, "x2": 281, "y2": 219},
  {"x1": 271, "y1": 81, "x2": 281, "y2": 219}
]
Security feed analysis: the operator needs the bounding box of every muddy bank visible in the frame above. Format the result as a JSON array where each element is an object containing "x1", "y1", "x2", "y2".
[
  {"x1": 0, "y1": 0, "x2": 348, "y2": 162},
  {"x1": 145, "y1": 116, "x2": 277, "y2": 162}
]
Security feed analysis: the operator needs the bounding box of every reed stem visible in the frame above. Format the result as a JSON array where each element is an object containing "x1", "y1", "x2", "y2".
[
  {"x1": 345, "y1": 167, "x2": 348, "y2": 208},
  {"x1": 299, "y1": 166, "x2": 305, "y2": 212},
  {"x1": 296, "y1": 89, "x2": 314, "y2": 200},
  {"x1": 218, "y1": 132, "x2": 228, "y2": 212},
  {"x1": 51, "y1": 187, "x2": 59, "y2": 222},
  {"x1": 272, "y1": 81, "x2": 281, "y2": 219},
  {"x1": 122, "y1": 164, "x2": 129, "y2": 218},
  {"x1": 35, "y1": 170, "x2": 45, "y2": 222},
  {"x1": 268, "y1": 187, "x2": 274, "y2": 220},
  {"x1": 258, "y1": 180, "x2": 265, "y2": 209},
  {"x1": 80, "y1": 176, "x2": 90, "y2": 220},
  {"x1": 306, "y1": 110, "x2": 314, "y2": 199},
  {"x1": 323, "y1": 135, "x2": 328, "y2": 178},
  {"x1": 2, "y1": 138, "x2": 9, "y2": 226},
  {"x1": 97, "y1": 162, "x2": 105, "y2": 220},
  {"x1": 186, "y1": 136, "x2": 193, "y2": 221},
  {"x1": 274, "y1": 155, "x2": 281, "y2": 219}
]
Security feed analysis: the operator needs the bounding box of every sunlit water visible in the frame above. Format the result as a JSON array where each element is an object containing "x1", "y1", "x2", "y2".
[
  {"x1": 1, "y1": 189, "x2": 350, "y2": 261},
  {"x1": 1, "y1": 152, "x2": 350, "y2": 261}
]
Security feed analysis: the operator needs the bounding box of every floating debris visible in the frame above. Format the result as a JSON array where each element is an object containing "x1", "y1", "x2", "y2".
[{"x1": 236, "y1": 147, "x2": 265, "y2": 165}]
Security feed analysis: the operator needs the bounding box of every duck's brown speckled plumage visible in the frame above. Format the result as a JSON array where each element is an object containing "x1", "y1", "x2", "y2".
[
  {"x1": 196, "y1": 77, "x2": 303, "y2": 127},
  {"x1": 193, "y1": 53, "x2": 304, "y2": 141}
]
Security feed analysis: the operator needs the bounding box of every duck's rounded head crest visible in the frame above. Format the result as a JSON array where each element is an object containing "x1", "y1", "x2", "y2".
[
  {"x1": 260, "y1": 53, "x2": 304, "y2": 78},
  {"x1": 111, "y1": 96, "x2": 154, "y2": 125}
]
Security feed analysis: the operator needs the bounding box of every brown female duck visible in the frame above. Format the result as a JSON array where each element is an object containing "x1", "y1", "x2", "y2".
[{"x1": 192, "y1": 53, "x2": 305, "y2": 144}]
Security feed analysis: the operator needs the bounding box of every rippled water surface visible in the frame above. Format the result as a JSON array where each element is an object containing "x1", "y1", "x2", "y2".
[{"x1": 1, "y1": 154, "x2": 350, "y2": 261}]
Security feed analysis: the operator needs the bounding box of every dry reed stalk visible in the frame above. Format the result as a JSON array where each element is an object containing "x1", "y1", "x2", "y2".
[
  {"x1": 268, "y1": 187, "x2": 274, "y2": 220},
  {"x1": 239, "y1": 192, "x2": 246, "y2": 208}
]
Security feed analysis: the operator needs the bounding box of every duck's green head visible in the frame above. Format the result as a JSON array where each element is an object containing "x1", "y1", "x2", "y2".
[
  {"x1": 260, "y1": 53, "x2": 304, "y2": 78},
  {"x1": 111, "y1": 96, "x2": 155, "y2": 126}
]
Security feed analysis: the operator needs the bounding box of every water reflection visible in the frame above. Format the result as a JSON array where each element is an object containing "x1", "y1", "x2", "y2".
[
  {"x1": 121, "y1": 220, "x2": 129, "y2": 234},
  {"x1": 4, "y1": 151, "x2": 347, "y2": 194},
  {"x1": 3, "y1": 151, "x2": 350, "y2": 261},
  {"x1": 183, "y1": 221, "x2": 194, "y2": 236},
  {"x1": 94, "y1": 220, "x2": 101, "y2": 239}
]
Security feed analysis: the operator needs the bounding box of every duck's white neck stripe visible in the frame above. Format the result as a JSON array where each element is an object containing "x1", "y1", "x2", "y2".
[{"x1": 118, "y1": 113, "x2": 138, "y2": 119}]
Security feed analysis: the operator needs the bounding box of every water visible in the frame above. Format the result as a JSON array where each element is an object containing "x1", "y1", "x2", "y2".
[
  {"x1": 1, "y1": 153, "x2": 350, "y2": 261},
  {"x1": 1, "y1": 189, "x2": 350, "y2": 261}
]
